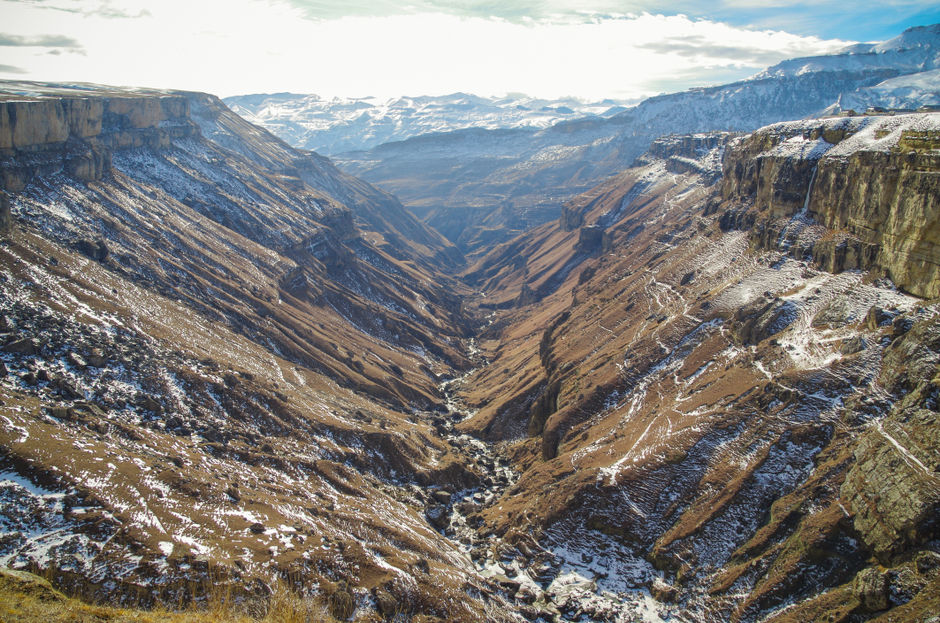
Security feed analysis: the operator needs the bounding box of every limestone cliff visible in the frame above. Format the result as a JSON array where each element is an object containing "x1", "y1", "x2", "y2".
[
  {"x1": 0, "y1": 188, "x2": 11, "y2": 231},
  {"x1": 841, "y1": 317, "x2": 940, "y2": 562},
  {"x1": 719, "y1": 113, "x2": 940, "y2": 298},
  {"x1": 635, "y1": 131, "x2": 735, "y2": 179},
  {"x1": 0, "y1": 86, "x2": 197, "y2": 191}
]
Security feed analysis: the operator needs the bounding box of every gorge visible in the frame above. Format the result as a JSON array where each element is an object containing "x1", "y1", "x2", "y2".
[{"x1": 1, "y1": 27, "x2": 939, "y2": 623}]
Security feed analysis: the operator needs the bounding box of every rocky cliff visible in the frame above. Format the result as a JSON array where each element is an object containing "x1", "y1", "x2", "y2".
[
  {"x1": 0, "y1": 87, "x2": 197, "y2": 191},
  {"x1": 719, "y1": 113, "x2": 940, "y2": 298}
]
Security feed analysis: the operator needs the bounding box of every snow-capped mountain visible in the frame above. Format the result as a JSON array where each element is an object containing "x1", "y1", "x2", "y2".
[
  {"x1": 755, "y1": 23, "x2": 940, "y2": 80},
  {"x1": 330, "y1": 24, "x2": 940, "y2": 256},
  {"x1": 223, "y1": 92, "x2": 632, "y2": 155},
  {"x1": 754, "y1": 23, "x2": 940, "y2": 113}
]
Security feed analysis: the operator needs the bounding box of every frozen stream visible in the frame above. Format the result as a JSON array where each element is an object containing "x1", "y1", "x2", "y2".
[{"x1": 427, "y1": 343, "x2": 673, "y2": 623}]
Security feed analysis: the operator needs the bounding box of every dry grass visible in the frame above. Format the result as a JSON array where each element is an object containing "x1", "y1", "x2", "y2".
[{"x1": 0, "y1": 575, "x2": 341, "y2": 623}]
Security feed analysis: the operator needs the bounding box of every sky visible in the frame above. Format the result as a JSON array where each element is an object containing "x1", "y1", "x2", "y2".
[{"x1": 0, "y1": 0, "x2": 938, "y2": 101}]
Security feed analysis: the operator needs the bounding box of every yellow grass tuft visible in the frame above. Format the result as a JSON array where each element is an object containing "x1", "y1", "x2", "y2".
[{"x1": 0, "y1": 573, "x2": 341, "y2": 623}]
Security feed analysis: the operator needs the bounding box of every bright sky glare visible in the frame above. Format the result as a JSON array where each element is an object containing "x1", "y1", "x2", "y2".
[{"x1": 0, "y1": 0, "x2": 938, "y2": 100}]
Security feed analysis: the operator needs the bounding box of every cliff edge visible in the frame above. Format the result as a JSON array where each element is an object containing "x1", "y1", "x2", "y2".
[{"x1": 719, "y1": 113, "x2": 940, "y2": 298}]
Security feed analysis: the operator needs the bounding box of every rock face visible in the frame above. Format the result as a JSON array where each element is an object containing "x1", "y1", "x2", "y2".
[
  {"x1": 720, "y1": 114, "x2": 940, "y2": 297},
  {"x1": 636, "y1": 131, "x2": 735, "y2": 180},
  {"x1": 840, "y1": 317, "x2": 940, "y2": 562},
  {"x1": 0, "y1": 89, "x2": 196, "y2": 191},
  {"x1": 853, "y1": 567, "x2": 890, "y2": 612},
  {"x1": 0, "y1": 189, "x2": 11, "y2": 231}
]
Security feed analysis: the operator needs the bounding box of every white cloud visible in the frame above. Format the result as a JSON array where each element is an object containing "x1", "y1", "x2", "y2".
[{"x1": 0, "y1": 0, "x2": 852, "y2": 99}]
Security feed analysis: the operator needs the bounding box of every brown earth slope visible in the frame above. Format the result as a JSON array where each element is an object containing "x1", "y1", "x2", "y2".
[
  {"x1": 449, "y1": 115, "x2": 940, "y2": 622},
  {"x1": 0, "y1": 82, "x2": 510, "y2": 621}
]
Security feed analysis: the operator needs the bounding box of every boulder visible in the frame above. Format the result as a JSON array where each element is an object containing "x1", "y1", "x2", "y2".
[
  {"x1": 732, "y1": 297, "x2": 798, "y2": 345},
  {"x1": 651, "y1": 577, "x2": 679, "y2": 603},
  {"x1": 425, "y1": 504, "x2": 448, "y2": 530},
  {"x1": 373, "y1": 588, "x2": 399, "y2": 618},
  {"x1": 493, "y1": 574, "x2": 521, "y2": 595},
  {"x1": 136, "y1": 394, "x2": 162, "y2": 413},
  {"x1": 66, "y1": 352, "x2": 87, "y2": 370},
  {"x1": 47, "y1": 406, "x2": 79, "y2": 421},
  {"x1": 329, "y1": 581, "x2": 356, "y2": 620},
  {"x1": 85, "y1": 349, "x2": 108, "y2": 368},
  {"x1": 853, "y1": 567, "x2": 890, "y2": 612},
  {"x1": 866, "y1": 306, "x2": 892, "y2": 330},
  {"x1": 840, "y1": 336, "x2": 867, "y2": 355},
  {"x1": 55, "y1": 378, "x2": 83, "y2": 399},
  {"x1": 3, "y1": 338, "x2": 39, "y2": 355},
  {"x1": 75, "y1": 238, "x2": 109, "y2": 262},
  {"x1": 431, "y1": 489, "x2": 452, "y2": 505},
  {"x1": 915, "y1": 550, "x2": 940, "y2": 574}
]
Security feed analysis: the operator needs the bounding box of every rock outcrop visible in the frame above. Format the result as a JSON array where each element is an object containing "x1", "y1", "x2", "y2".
[
  {"x1": 840, "y1": 316, "x2": 940, "y2": 562},
  {"x1": 719, "y1": 113, "x2": 940, "y2": 297},
  {"x1": 0, "y1": 189, "x2": 11, "y2": 231},
  {"x1": 635, "y1": 131, "x2": 735, "y2": 180},
  {"x1": 0, "y1": 88, "x2": 197, "y2": 191}
]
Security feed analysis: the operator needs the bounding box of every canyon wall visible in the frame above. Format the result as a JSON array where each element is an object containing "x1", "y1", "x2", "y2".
[
  {"x1": 719, "y1": 114, "x2": 940, "y2": 298},
  {"x1": 0, "y1": 91, "x2": 196, "y2": 191}
]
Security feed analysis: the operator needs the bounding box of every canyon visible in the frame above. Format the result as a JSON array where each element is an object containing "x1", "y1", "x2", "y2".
[
  {"x1": 236, "y1": 25, "x2": 940, "y2": 262},
  {"x1": 0, "y1": 29, "x2": 939, "y2": 623}
]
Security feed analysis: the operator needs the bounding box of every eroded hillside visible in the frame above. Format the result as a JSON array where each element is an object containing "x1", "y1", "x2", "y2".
[
  {"x1": 449, "y1": 114, "x2": 940, "y2": 621},
  {"x1": 0, "y1": 82, "x2": 512, "y2": 621},
  {"x1": 0, "y1": 80, "x2": 938, "y2": 623}
]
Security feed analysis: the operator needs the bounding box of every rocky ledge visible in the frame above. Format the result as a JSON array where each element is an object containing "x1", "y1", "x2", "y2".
[
  {"x1": 0, "y1": 81, "x2": 197, "y2": 191},
  {"x1": 718, "y1": 113, "x2": 940, "y2": 298}
]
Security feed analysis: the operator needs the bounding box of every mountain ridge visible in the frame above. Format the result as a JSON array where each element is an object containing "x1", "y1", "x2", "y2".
[
  {"x1": 324, "y1": 24, "x2": 940, "y2": 257},
  {"x1": 1, "y1": 25, "x2": 939, "y2": 622},
  {"x1": 223, "y1": 91, "x2": 633, "y2": 156}
]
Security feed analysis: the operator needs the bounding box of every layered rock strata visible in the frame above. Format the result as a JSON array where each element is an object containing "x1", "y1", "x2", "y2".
[{"x1": 720, "y1": 114, "x2": 940, "y2": 297}]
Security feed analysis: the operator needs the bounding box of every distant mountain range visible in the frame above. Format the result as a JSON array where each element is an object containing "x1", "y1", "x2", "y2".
[
  {"x1": 223, "y1": 92, "x2": 633, "y2": 155},
  {"x1": 227, "y1": 25, "x2": 940, "y2": 257}
]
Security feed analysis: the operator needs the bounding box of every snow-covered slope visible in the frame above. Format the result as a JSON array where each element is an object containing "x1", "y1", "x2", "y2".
[
  {"x1": 223, "y1": 92, "x2": 632, "y2": 155},
  {"x1": 755, "y1": 23, "x2": 940, "y2": 81},
  {"x1": 840, "y1": 68, "x2": 940, "y2": 110}
]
